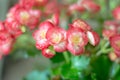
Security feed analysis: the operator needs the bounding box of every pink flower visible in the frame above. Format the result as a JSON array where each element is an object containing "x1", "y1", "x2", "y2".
[
  {"x1": 67, "y1": 28, "x2": 88, "y2": 55},
  {"x1": 0, "y1": 22, "x2": 5, "y2": 31},
  {"x1": 19, "y1": 0, "x2": 34, "y2": 9},
  {"x1": 25, "y1": 10, "x2": 41, "y2": 29},
  {"x1": 0, "y1": 37, "x2": 13, "y2": 55},
  {"x1": 104, "y1": 21, "x2": 119, "y2": 32},
  {"x1": 67, "y1": 28, "x2": 88, "y2": 47},
  {"x1": 46, "y1": 26, "x2": 67, "y2": 52},
  {"x1": 102, "y1": 30, "x2": 117, "y2": 39},
  {"x1": 7, "y1": 4, "x2": 41, "y2": 29},
  {"x1": 103, "y1": 21, "x2": 120, "y2": 39},
  {"x1": 44, "y1": 1, "x2": 60, "y2": 15},
  {"x1": 112, "y1": 6, "x2": 120, "y2": 20},
  {"x1": 0, "y1": 22, "x2": 14, "y2": 58},
  {"x1": 7, "y1": 4, "x2": 30, "y2": 25},
  {"x1": 82, "y1": 0, "x2": 100, "y2": 13},
  {"x1": 110, "y1": 34, "x2": 120, "y2": 51},
  {"x1": 19, "y1": 0, "x2": 48, "y2": 8},
  {"x1": 46, "y1": 27, "x2": 66, "y2": 45},
  {"x1": 33, "y1": 21, "x2": 54, "y2": 50},
  {"x1": 114, "y1": 49, "x2": 120, "y2": 57},
  {"x1": 5, "y1": 17, "x2": 22, "y2": 38},
  {"x1": 15, "y1": 9, "x2": 30, "y2": 25},
  {"x1": 71, "y1": 19, "x2": 91, "y2": 32},
  {"x1": 51, "y1": 12, "x2": 60, "y2": 26},
  {"x1": 68, "y1": 3, "x2": 85, "y2": 14},
  {"x1": 34, "y1": 0, "x2": 48, "y2": 7}
]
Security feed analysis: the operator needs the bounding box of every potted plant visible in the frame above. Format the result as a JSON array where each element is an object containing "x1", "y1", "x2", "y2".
[{"x1": 1, "y1": 0, "x2": 120, "y2": 80}]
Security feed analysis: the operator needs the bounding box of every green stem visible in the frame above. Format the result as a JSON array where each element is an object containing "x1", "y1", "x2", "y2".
[
  {"x1": 106, "y1": 0, "x2": 110, "y2": 19},
  {"x1": 63, "y1": 51, "x2": 70, "y2": 63},
  {"x1": 103, "y1": 48, "x2": 113, "y2": 53},
  {"x1": 96, "y1": 41, "x2": 110, "y2": 56},
  {"x1": 96, "y1": 50, "x2": 102, "y2": 56},
  {"x1": 103, "y1": 41, "x2": 110, "y2": 48}
]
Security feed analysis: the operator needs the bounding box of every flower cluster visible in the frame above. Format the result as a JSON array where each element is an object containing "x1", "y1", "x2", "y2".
[
  {"x1": 102, "y1": 20, "x2": 119, "y2": 39},
  {"x1": 102, "y1": 20, "x2": 120, "y2": 57},
  {"x1": 102, "y1": 6, "x2": 120, "y2": 58},
  {"x1": 0, "y1": 0, "x2": 43, "y2": 58},
  {"x1": 68, "y1": 0, "x2": 100, "y2": 14},
  {"x1": 0, "y1": 22, "x2": 14, "y2": 58},
  {"x1": 112, "y1": 6, "x2": 120, "y2": 20},
  {"x1": 6, "y1": 2, "x2": 41, "y2": 36},
  {"x1": 19, "y1": 0, "x2": 48, "y2": 9},
  {"x1": 0, "y1": 0, "x2": 101, "y2": 59},
  {"x1": 33, "y1": 14, "x2": 100, "y2": 58}
]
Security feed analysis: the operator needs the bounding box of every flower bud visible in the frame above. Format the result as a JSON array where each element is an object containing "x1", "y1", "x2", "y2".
[
  {"x1": 87, "y1": 31, "x2": 100, "y2": 46},
  {"x1": 42, "y1": 47, "x2": 55, "y2": 58}
]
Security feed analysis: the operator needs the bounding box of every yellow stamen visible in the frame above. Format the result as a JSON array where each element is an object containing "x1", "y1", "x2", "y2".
[
  {"x1": 36, "y1": 0, "x2": 43, "y2": 2},
  {"x1": 52, "y1": 33, "x2": 61, "y2": 43},
  {"x1": 21, "y1": 26, "x2": 26, "y2": 33},
  {"x1": 71, "y1": 34, "x2": 82, "y2": 45},
  {"x1": 40, "y1": 30, "x2": 46, "y2": 39},
  {"x1": 20, "y1": 12, "x2": 30, "y2": 22}
]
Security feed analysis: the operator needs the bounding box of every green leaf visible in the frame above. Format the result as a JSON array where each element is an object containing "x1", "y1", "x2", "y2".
[
  {"x1": 61, "y1": 63, "x2": 80, "y2": 80},
  {"x1": 90, "y1": 55, "x2": 112, "y2": 80},
  {"x1": 109, "y1": 62, "x2": 120, "y2": 79},
  {"x1": 111, "y1": 63, "x2": 120, "y2": 80},
  {"x1": 12, "y1": 34, "x2": 40, "y2": 58},
  {"x1": 51, "y1": 66, "x2": 61, "y2": 76},
  {"x1": 24, "y1": 70, "x2": 49, "y2": 80},
  {"x1": 113, "y1": 70, "x2": 120, "y2": 80},
  {"x1": 50, "y1": 52, "x2": 65, "y2": 63},
  {"x1": 71, "y1": 55, "x2": 90, "y2": 71}
]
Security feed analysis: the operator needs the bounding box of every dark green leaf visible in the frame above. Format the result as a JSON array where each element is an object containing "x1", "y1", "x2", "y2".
[
  {"x1": 50, "y1": 52, "x2": 65, "y2": 63},
  {"x1": 61, "y1": 63, "x2": 80, "y2": 80},
  {"x1": 90, "y1": 55, "x2": 112, "y2": 80}
]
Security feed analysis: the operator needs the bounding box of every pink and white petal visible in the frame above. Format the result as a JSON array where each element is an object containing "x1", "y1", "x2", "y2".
[
  {"x1": 46, "y1": 27, "x2": 66, "y2": 45},
  {"x1": 87, "y1": 31, "x2": 100, "y2": 46},
  {"x1": 114, "y1": 49, "x2": 120, "y2": 57},
  {"x1": 32, "y1": 30, "x2": 41, "y2": 41},
  {"x1": 110, "y1": 35, "x2": 120, "y2": 51},
  {"x1": 52, "y1": 12, "x2": 59, "y2": 26},
  {"x1": 42, "y1": 48, "x2": 55, "y2": 58},
  {"x1": 2, "y1": 42, "x2": 12, "y2": 55},
  {"x1": 72, "y1": 19, "x2": 91, "y2": 31},
  {"x1": 102, "y1": 30, "x2": 117, "y2": 39},
  {"x1": 67, "y1": 28, "x2": 88, "y2": 47},
  {"x1": 54, "y1": 41, "x2": 67, "y2": 52},
  {"x1": 38, "y1": 21, "x2": 54, "y2": 29},
  {"x1": 67, "y1": 43, "x2": 84, "y2": 56},
  {"x1": 35, "y1": 40, "x2": 49, "y2": 50}
]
